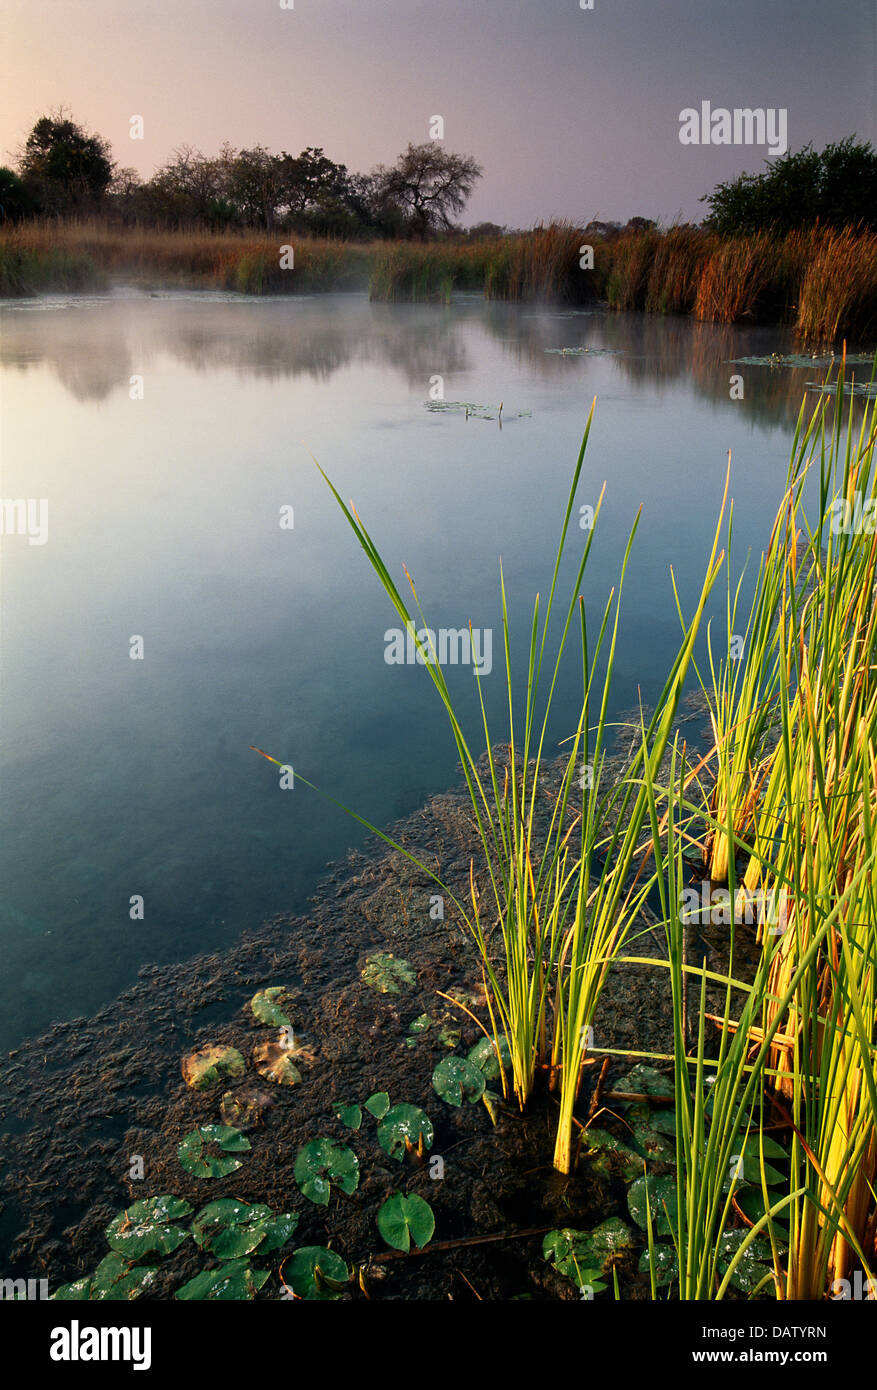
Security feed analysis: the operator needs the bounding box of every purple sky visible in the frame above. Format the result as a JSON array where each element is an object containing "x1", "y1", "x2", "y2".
[{"x1": 2, "y1": 0, "x2": 874, "y2": 225}]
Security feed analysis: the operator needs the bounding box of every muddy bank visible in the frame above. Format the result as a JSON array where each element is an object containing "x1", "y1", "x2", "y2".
[{"x1": 0, "y1": 711, "x2": 740, "y2": 1300}]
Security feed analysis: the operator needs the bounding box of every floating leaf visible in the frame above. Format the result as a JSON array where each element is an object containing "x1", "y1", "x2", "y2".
[
  {"x1": 192, "y1": 1199, "x2": 274, "y2": 1260},
  {"x1": 583, "y1": 1127, "x2": 645, "y2": 1182},
  {"x1": 220, "y1": 1086, "x2": 274, "y2": 1131},
  {"x1": 364, "y1": 1091, "x2": 390, "y2": 1119},
  {"x1": 176, "y1": 1259, "x2": 270, "y2": 1301},
  {"x1": 249, "y1": 986, "x2": 293, "y2": 1027},
  {"x1": 436, "y1": 1023, "x2": 461, "y2": 1048},
  {"x1": 361, "y1": 952, "x2": 416, "y2": 994},
  {"x1": 259, "y1": 1212, "x2": 301, "y2": 1255},
  {"x1": 253, "y1": 1037, "x2": 303, "y2": 1087},
  {"x1": 105, "y1": 1196, "x2": 193, "y2": 1258},
  {"x1": 625, "y1": 1105, "x2": 677, "y2": 1162},
  {"x1": 377, "y1": 1104, "x2": 434, "y2": 1162},
  {"x1": 53, "y1": 1254, "x2": 161, "y2": 1302},
  {"x1": 638, "y1": 1243, "x2": 679, "y2": 1288},
  {"x1": 716, "y1": 1228, "x2": 777, "y2": 1294},
  {"x1": 281, "y1": 1246, "x2": 350, "y2": 1301},
  {"x1": 432, "y1": 1055, "x2": 485, "y2": 1107},
  {"x1": 377, "y1": 1193, "x2": 435, "y2": 1252},
  {"x1": 177, "y1": 1125, "x2": 251, "y2": 1178},
  {"x1": 333, "y1": 1102, "x2": 363, "y2": 1130},
  {"x1": 181, "y1": 1044, "x2": 245, "y2": 1092},
  {"x1": 543, "y1": 1219, "x2": 634, "y2": 1283},
  {"x1": 467, "y1": 1035, "x2": 511, "y2": 1082},
  {"x1": 613, "y1": 1065, "x2": 674, "y2": 1100},
  {"x1": 294, "y1": 1139, "x2": 360, "y2": 1206},
  {"x1": 406, "y1": 1014, "x2": 432, "y2": 1047},
  {"x1": 627, "y1": 1174, "x2": 678, "y2": 1238}
]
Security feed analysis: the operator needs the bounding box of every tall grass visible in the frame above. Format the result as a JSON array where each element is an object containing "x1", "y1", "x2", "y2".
[
  {"x1": 631, "y1": 372, "x2": 877, "y2": 1298},
  {"x1": 4, "y1": 218, "x2": 874, "y2": 341}
]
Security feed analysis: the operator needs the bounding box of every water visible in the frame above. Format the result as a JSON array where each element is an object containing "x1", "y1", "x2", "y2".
[{"x1": 0, "y1": 291, "x2": 844, "y2": 1050}]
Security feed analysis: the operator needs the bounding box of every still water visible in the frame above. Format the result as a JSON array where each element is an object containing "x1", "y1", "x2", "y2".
[{"x1": 0, "y1": 292, "x2": 840, "y2": 1049}]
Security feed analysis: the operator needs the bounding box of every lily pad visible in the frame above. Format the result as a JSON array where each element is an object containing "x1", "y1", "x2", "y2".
[
  {"x1": 716, "y1": 1228, "x2": 777, "y2": 1294},
  {"x1": 583, "y1": 1127, "x2": 645, "y2": 1182},
  {"x1": 220, "y1": 1086, "x2": 274, "y2": 1131},
  {"x1": 53, "y1": 1254, "x2": 161, "y2": 1301},
  {"x1": 105, "y1": 1196, "x2": 193, "y2": 1258},
  {"x1": 432, "y1": 1055, "x2": 485, "y2": 1107},
  {"x1": 613, "y1": 1064, "x2": 674, "y2": 1100},
  {"x1": 333, "y1": 1102, "x2": 363, "y2": 1130},
  {"x1": 364, "y1": 1091, "x2": 390, "y2": 1119},
  {"x1": 281, "y1": 1246, "x2": 350, "y2": 1301},
  {"x1": 248, "y1": 986, "x2": 293, "y2": 1027},
  {"x1": 377, "y1": 1193, "x2": 435, "y2": 1252},
  {"x1": 638, "y1": 1242, "x2": 679, "y2": 1288},
  {"x1": 377, "y1": 1103, "x2": 434, "y2": 1162},
  {"x1": 543, "y1": 1218, "x2": 633, "y2": 1284},
  {"x1": 191, "y1": 1198, "x2": 298, "y2": 1260},
  {"x1": 406, "y1": 1013, "x2": 433, "y2": 1046},
  {"x1": 253, "y1": 1037, "x2": 303, "y2": 1087},
  {"x1": 176, "y1": 1259, "x2": 270, "y2": 1301},
  {"x1": 294, "y1": 1138, "x2": 360, "y2": 1206},
  {"x1": 627, "y1": 1174, "x2": 678, "y2": 1238},
  {"x1": 361, "y1": 952, "x2": 416, "y2": 994},
  {"x1": 181, "y1": 1044, "x2": 245, "y2": 1092},
  {"x1": 177, "y1": 1125, "x2": 251, "y2": 1178},
  {"x1": 467, "y1": 1035, "x2": 512, "y2": 1081}
]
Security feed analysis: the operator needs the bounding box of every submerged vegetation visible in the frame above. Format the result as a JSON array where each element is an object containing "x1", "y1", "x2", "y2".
[{"x1": 1, "y1": 218, "x2": 875, "y2": 341}]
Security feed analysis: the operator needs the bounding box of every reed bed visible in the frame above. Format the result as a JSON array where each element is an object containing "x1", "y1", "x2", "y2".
[{"x1": 3, "y1": 218, "x2": 875, "y2": 341}]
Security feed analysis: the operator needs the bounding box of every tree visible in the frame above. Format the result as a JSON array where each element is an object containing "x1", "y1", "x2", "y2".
[
  {"x1": 18, "y1": 110, "x2": 115, "y2": 214},
  {"x1": 0, "y1": 166, "x2": 34, "y2": 221},
  {"x1": 701, "y1": 138, "x2": 877, "y2": 234},
  {"x1": 371, "y1": 143, "x2": 483, "y2": 236}
]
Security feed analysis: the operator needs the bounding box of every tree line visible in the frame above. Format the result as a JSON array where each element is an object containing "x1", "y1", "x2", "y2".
[{"x1": 1, "y1": 111, "x2": 875, "y2": 238}]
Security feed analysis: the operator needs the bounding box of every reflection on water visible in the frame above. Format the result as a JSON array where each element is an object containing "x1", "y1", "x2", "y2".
[{"x1": 0, "y1": 291, "x2": 868, "y2": 1050}]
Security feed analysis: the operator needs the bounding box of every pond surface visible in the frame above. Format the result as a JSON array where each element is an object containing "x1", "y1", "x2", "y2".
[{"x1": 0, "y1": 290, "x2": 858, "y2": 1050}]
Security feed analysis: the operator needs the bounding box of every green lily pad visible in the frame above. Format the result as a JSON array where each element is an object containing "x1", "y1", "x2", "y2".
[
  {"x1": 181, "y1": 1044, "x2": 246, "y2": 1091},
  {"x1": 333, "y1": 1102, "x2": 363, "y2": 1130},
  {"x1": 583, "y1": 1127, "x2": 645, "y2": 1182},
  {"x1": 543, "y1": 1219, "x2": 634, "y2": 1283},
  {"x1": 432, "y1": 1055, "x2": 485, "y2": 1107},
  {"x1": 627, "y1": 1174, "x2": 678, "y2": 1238},
  {"x1": 176, "y1": 1259, "x2": 270, "y2": 1301},
  {"x1": 377, "y1": 1193, "x2": 435, "y2": 1252},
  {"x1": 53, "y1": 1254, "x2": 161, "y2": 1301},
  {"x1": 294, "y1": 1138, "x2": 360, "y2": 1206},
  {"x1": 467, "y1": 1035, "x2": 512, "y2": 1081},
  {"x1": 364, "y1": 1091, "x2": 390, "y2": 1119},
  {"x1": 377, "y1": 1104, "x2": 434, "y2": 1162},
  {"x1": 105, "y1": 1195, "x2": 193, "y2": 1258},
  {"x1": 437, "y1": 1023, "x2": 461, "y2": 1048},
  {"x1": 638, "y1": 1242, "x2": 679, "y2": 1288},
  {"x1": 191, "y1": 1198, "x2": 295, "y2": 1260},
  {"x1": 361, "y1": 952, "x2": 416, "y2": 994},
  {"x1": 177, "y1": 1125, "x2": 251, "y2": 1178},
  {"x1": 716, "y1": 1228, "x2": 777, "y2": 1294},
  {"x1": 613, "y1": 1065, "x2": 675, "y2": 1100},
  {"x1": 723, "y1": 1152, "x2": 786, "y2": 1190},
  {"x1": 281, "y1": 1246, "x2": 350, "y2": 1300},
  {"x1": 734, "y1": 1188, "x2": 789, "y2": 1237},
  {"x1": 406, "y1": 1013, "x2": 432, "y2": 1047},
  {"x1": 249, "y1": 986, "x2": 293, "y2": 1027},
  {"x1": 625, "y1": 1105, "x2": 677, "y2": 1162}
]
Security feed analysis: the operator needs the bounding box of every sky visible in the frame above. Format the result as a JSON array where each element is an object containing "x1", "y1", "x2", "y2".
[{"x1": 1, "y1": 0, "x2": 875, "y2": 226}]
